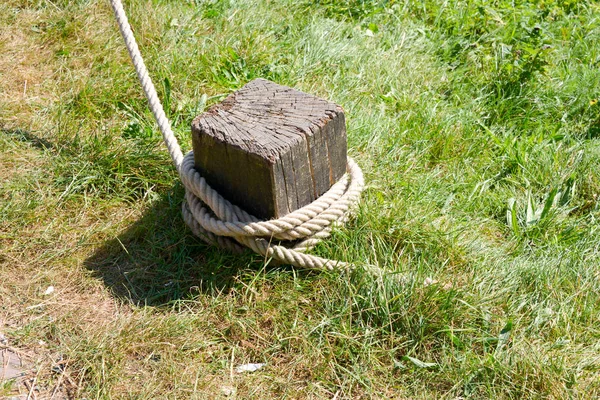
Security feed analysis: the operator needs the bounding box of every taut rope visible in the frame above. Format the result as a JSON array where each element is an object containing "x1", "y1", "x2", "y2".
[{"x1": 109, "y1": 0, "x2": 364, "y2": 270}]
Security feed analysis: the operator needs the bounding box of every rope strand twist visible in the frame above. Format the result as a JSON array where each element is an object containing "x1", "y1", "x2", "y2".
[{"x1": 110, "y1": 0, "x2": 365, "y2": 270}]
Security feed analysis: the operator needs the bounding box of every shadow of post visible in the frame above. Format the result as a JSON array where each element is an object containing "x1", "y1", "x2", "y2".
[
  {"x1": 83, "y1": 184, "x2": 265, "y2": 307},
  {"x1": 1, "y1": 127, "x2": 56, "y2": 150},
  {"x1": 2, "y1": 126, "x2": 275, "y2": 306}
]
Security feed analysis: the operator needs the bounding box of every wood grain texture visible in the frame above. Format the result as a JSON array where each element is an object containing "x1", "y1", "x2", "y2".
[{"x1": 191, "y1": 78, "x2": 347, "y2": 219}]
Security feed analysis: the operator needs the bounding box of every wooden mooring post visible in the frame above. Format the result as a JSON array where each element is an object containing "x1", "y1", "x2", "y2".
[{"x1": 191, "y1": 78, "x2": 347, "y2": 220}]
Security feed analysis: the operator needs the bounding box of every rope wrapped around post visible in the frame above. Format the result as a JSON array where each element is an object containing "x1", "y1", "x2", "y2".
[{"x1": 109, "y1": 0, "x2": 365, "y2": 271}]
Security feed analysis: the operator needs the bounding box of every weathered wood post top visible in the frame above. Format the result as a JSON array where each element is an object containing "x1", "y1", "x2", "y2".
[{"x1": 191, "y1": 78, "x2": 347, "y2": 220}]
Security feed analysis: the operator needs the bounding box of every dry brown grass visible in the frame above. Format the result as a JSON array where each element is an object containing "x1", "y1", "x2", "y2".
[
  {"x1": 0, "y1": 2, "x2": 128, "y2": 381},
  {"x1": 0, "y1": 8, "x2": 57, "y2": 132}
]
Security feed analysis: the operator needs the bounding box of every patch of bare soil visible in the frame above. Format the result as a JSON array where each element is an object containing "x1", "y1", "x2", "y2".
[{"x1": 1, "y1": 342, "x2": 75, "y2": 399}]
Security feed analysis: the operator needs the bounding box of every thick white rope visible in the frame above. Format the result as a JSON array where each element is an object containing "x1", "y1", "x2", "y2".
[{"x1": 109, "y1": 0, "x2": 365, "y2": 271}]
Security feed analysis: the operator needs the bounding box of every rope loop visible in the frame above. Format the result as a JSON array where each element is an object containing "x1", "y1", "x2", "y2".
[{"x1": 110, "y1": 0, "x2": 365, "y2": 270}]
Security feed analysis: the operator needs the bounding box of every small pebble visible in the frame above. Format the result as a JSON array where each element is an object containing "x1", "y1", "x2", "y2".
[
  {"x1": 235, "y1": 363, "x2": 266, "y2": 373},
  {"x1": 221, "y1": 386, "x2": 236, "y2": 396},
  {"x1": 423, "y1": 277, "x2": 438, "y2": 287}
]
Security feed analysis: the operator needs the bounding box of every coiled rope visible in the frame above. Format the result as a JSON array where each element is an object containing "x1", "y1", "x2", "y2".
[{"x1": 109, "y1": 0, "x2": 365, "y2": 271}]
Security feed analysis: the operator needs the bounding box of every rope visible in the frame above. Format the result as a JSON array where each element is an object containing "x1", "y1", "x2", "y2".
[{"x1": 109, "y1": 0, "x2": 365, "y2": 271}]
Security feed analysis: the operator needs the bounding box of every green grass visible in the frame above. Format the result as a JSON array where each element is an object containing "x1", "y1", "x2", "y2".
[{"x1": 2, "y1": 0, "x2": 600, "y2": 398}]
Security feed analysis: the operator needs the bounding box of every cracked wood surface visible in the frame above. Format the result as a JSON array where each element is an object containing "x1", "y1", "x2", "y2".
[{"x1": 191, "y1": 78, "x2": 347, "y2": 219}]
